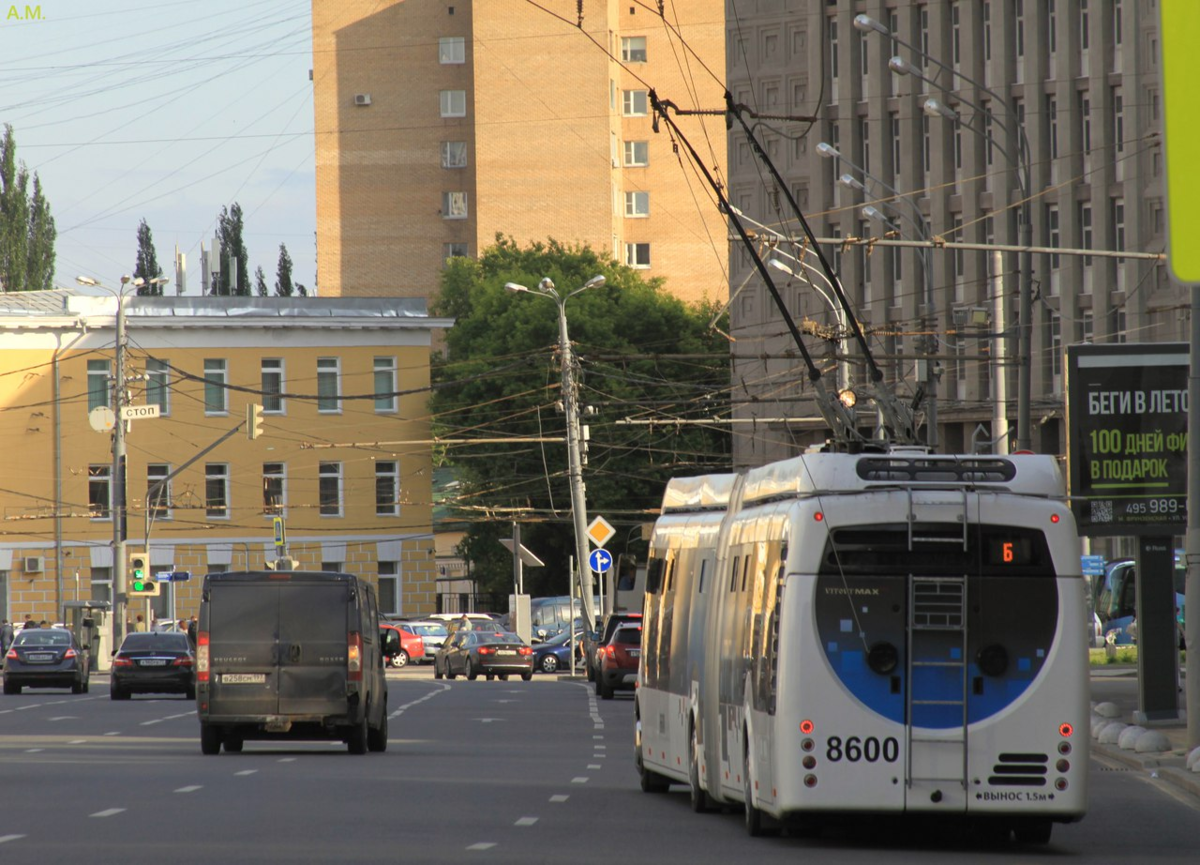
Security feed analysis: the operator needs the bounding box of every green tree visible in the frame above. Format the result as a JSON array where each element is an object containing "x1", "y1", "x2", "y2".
[
  {"x1": 213, "y1": 203, "x2": 249, "y2": 295},
  {"x1": 429, "y1": 236, "x2": 730, "y2": 597},
  {"x1": 274, "y1": 243, "x2": 294, "y2": 296},
  {"x1": 133, "y1": 219, "x2": 164, "y2": 295},
  {"x1": 0, "y1": 125, "x2": 55, "y2": 292},
  {"x1": 255, "y1": 265, "x2": 268, "y2": 297}
]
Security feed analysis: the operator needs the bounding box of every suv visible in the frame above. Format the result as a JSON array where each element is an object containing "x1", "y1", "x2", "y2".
[
  {"x1": 596, "y1": 623, "x2": 642, "y2": 699},
  {"x1": 585, "y1": 612, "x2": 642, "y2": 682},
  {"x1": 196, "y1": 570, "x2": 388, "y2": 755}
]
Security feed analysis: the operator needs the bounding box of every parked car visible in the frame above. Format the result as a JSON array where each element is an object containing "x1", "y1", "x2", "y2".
[
  {"x1": 585, "y1": 612, "x2": 642, "y2": 682},
  {"x1": 532, "y1": 628, "x2": 585, "y2": 674},
  {"x1": 111, "y1": 631, "x2": 195, "y2": 700},
  {"x1": 596, "y1": 623, "x2": 641, "y2": 699},
  {"x1": 379, "y1": 621, "x2": 424, "y2": 669},
  {"x1": 434, "y1": 629, "x2": 534, "y2": 681},
  {"x1": 405, "y1": 620, "x2": 449, "y2": 662},
  {"x1": 4, "y1": 627, "x2": 90, "y2": 694}
]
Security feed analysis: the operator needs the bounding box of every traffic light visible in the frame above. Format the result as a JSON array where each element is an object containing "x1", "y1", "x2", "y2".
[
  {"x1": 128, "y1": 552, "x2": 160, "y2": 596},
  {"x1": 246, "y1": 403, "x2": 264, "y2": 440}
]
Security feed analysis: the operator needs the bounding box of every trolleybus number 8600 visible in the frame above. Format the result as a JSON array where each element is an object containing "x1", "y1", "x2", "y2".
[{"x1": 825, "y1": 736, "x2": 900, "y2": 763}]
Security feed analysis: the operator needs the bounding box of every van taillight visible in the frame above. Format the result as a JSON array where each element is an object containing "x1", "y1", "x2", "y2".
[
  {"x1": 197, "y1": 632, "x2": 210, "y2": 683},
  {"x1": 348, "y1": 632, "x2": 363, "y2": 681}
]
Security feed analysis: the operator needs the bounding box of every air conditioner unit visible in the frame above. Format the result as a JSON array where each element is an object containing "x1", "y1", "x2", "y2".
[
  {"x1": 354, "y1": 93, "x2": 372, "y2": 106},
  {"x1": 24, "y1": 556, "x2": 44, "y2": 573}
]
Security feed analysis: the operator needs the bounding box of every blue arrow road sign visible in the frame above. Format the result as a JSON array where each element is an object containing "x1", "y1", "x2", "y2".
[{"x1": 588, "y1": 548, "x2": 613, "y2": 574}]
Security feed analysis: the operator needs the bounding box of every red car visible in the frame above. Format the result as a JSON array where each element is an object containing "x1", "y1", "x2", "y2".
[
  {"x1": 596, "y1": 623, "x2": 641, "y2": 699},
  {"x1": 380, "y1": 622, "x2": 424, "y2": 669}
]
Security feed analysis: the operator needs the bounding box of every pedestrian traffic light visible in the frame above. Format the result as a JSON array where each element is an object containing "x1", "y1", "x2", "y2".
[
  {"x1": 246, "y1": 403, "x2": 264, "y2": 440},
  {"x1": 128, "y1": 552, "x2": 159, "y2": 596}
]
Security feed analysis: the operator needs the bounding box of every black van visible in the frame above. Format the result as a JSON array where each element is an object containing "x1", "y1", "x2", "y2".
[{"x1": 196, "y1": 570, "x2": 389, "y2": 755}]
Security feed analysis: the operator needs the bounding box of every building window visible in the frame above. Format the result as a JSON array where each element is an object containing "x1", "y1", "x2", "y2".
[
  {"x1": 442, "y1": 191, "x2": 468, "y2": 219},
  {"x1": 1047, "y1": 0, "x2": 1056, "y2": 54},
  {"x1": 317, "y1": 358, "x2": 341, "y2": 413},
  {"x1": 88, "y1": 360, "x2": 110, "y2": 412},
  {"x1": 1080, "y1": 0, "x2": 1090, "y2": 51},
  {"x1": 263, "y1": 462, "x2": 284, "y2": 516},
  {"x1": 622, "y1": 90, "x2": 648, "y2": 116},
  {"x1": 443, "y1": 242, "x2": 468, "y2": 261},
  {"x1": 1112, "y1": 86, "x2": 1124, "y2": 155},
  {"x1": 374, "y1": 357, "x2": 397, "y2": 413},
  {"x1": 378, "y1": 561, "x2": 399, "y2": 614},
  {"x1": 89, "y1": 465, "x2": 111, "y2": 520},
  {"x1": 261, "y1": 358, "x2": 284, "y2": 414},
  {"x1": 1079, "y1": 94, "x2": 1091, "y2": 155},
  {"x1": 828, "y1": 17, "x2": 838, "y2": 82},
  {"x1": 1050, "y1": 312, "x2": 1063, "y2": 377},
  {"x1": 1080, "y1": 203, "x2": 1093, "y2": 266},
  {"x1": 1112, "y1": 197, "x2": 1125, "y2": 264},
  {"x1": 376, "y1": 460, "x2": 399, "y2": 516},
  {"x1": 624, "y1": 140, "x2": 649, "y2": 166},
  {"x1": 204, "y1": 359, "x2": 227, "y2": 415},
  {"x1": 952, "y1": 3, "x2": 961, "y2": 65},
  {"x1": 206, "y1": 463, "x2": 229, "y2": 519},
  {"x1": 147, "y1": 463, "x2": 171, "y2": 520},
  {"x1": 1015, "y1": 0, "x2": 1025, "y2": 59},
  {"x1": 624, "y1": 191, "x2": 649, "y2": 218},
  {"x1": 439, "y1": 89, "x2": 466, "y2": 117},
  {"x1": 442, "y1": 141, "x2": 467, "y2": 168},
  {"x1": 984, "y1": 1, "x2": 992, "y2": 61},
  {"x1": 620, "y1": 36, "x2": 647, "y2": 62},
  {"x1": 1048, "y1": 96, "x2": 1058, "y2": 159},
  {"x1": 146, "y1": 358, "x2": 169, "y2": 415},
  {"x1": 438, "y1": 36, "x2": 465, "y2": 64},
  {"x1": 624, "y1": 243, "x2": 651, "y2": 269},
  {"x1": 319, "y1": 462, "x2": 342, "y2": 517}
]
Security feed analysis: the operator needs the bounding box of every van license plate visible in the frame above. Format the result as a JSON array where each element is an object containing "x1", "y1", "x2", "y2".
[{"x1": 221, "y1": 673, "x2": 266, "y2": 684}]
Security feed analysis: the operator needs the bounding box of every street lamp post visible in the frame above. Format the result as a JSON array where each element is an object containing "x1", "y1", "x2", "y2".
[
  {"x1": 859, "y1": 12, "x2": 1034, "y2": 450},
  {"x1": 505, "y1": 276, "x2": 605, "y2": 627},
  {"x1": 820, "y1": 143, "x2": 939, "y2": 448},
  {"x1": 77, "y1": 274, "x2": 168, "y2": 649}
]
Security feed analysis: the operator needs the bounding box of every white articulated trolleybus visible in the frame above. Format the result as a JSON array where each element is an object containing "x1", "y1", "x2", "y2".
[{"x1": 634, "y1": 450, "x2": 1088, "y2": 844}]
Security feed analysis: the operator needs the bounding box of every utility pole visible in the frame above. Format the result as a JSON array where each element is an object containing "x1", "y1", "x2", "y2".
[{"x1": 111, "y1": 276, "x2": 131, "y2": 650}]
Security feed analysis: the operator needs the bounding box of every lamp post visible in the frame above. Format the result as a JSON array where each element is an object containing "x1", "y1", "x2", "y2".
[
  {"x1": 505, "y1": 275, "x2": 605, "y2": 626},
  {"x1": 76, "y1": 274, "x2": 168, "y2": 650},
  {"x1": 860, "y1": 12, "x2": 1034, "y2": 451},
  {"x1": 820, "y1": 143, "x2": 939, "y2": 448}
]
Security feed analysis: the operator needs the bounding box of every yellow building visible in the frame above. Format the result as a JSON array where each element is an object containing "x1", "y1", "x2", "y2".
[
  {"x1": 312, "y1": 0, "x2": 728, "y2": 305},
  {"x1": 0, "y1": 290, "x2": 451, "y2": 627}
]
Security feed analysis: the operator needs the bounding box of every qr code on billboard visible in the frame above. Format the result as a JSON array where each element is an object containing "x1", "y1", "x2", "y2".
[{"x1": 1090, "y1": 500, "x2": 1114, "y2": 523}]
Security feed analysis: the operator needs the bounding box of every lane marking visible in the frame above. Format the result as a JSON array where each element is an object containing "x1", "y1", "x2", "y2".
[
  {"x1": 278, "y1": 757, "x2": 297, "y2": 763},
  {"x1": 0, "y1": 835, "x2": 26, "y2": 844},
  {"x1": 91, "y1": 808, "x2": 125, "y2": 818},
  {"x1": 48, "y1": 716, "x2": 78, "y2": 721},
  {"x1": 69, "y1": 739, "x2": 86, "y2": 745},
  {"x1": 549, "y1": 795, "x2": 569, "y2": 803},
  {"x1": 25, "y1": 748, "x2": 43, "y2": 753},
  {"x1": 514, "y1": 817, "x2": 538, "y2": 827},
  {"x1": 587, "y1": 764, "x2": 601, "y2": 769},
  {"x1": 571, "y1": 777, "x2": 589, "y2": 784},
  {"x1": 175, "y1": 786, "x2": 202, "y2": 793},
  {"x1": 234, "y1": 770, "x2": 257, "y2": 777},
  {"x1": 104, "y1": 732, "x2": 120, "y2": 736},
  {"x1": 390, "y1": 682, "x2": 451, "y2": 719},
  {"x1": 595, "y1": 744, "x2": 607, "y2": 749},
  {"x1": 466, "y1": 842, "x2": 496, "y2": 851}
]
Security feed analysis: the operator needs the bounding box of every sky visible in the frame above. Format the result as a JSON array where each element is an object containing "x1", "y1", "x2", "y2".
[{"x1": 0, "y1": 0, "x2": 316, "y2": 295}]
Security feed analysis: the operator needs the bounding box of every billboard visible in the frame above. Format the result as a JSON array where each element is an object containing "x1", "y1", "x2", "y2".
[{"x1": 1065, "y1": 343, "x2": 1188, "y2": 536}]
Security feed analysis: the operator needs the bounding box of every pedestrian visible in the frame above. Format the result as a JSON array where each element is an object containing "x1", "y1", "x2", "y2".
[
  {"x1": 22, "y1": 614, "x2": 35, "y2": 630},
  {"x1": 187, "y1": 615, "x2": 198, "y2": 647},
  {"x1": 133, "y1": 614, "x2": 148, "y2": 633},
  {"x1": 0, "y1": 619, "x2": 13, "y2": 654}
]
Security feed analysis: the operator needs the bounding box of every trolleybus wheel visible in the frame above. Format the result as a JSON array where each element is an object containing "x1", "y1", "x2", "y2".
[
  {"x1": 743, "y1": 744, "x2": 766, "y2": 837},
  {"x1": 689, "y1": 723, "x2": 710, "y2": 813},
  {"x1": 1013, "y1": 819, "x2": 1053, "y2": 845}
]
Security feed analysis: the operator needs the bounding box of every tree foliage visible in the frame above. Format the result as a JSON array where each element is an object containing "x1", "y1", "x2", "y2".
[
  {"x1": 274, "y1": 243, "x2": 294, "y2": 296},
  {"x1": 133, "y1": 219, "x2": 164, "y2": 295},
  {"x1": 255, "y1": 265, "x2": 268, "y2": 296},
  {"x1": 213, "y1": 202, "x2": 249, "y2": 295},
  {"x1": 429, "y1": 236, "x2": 730, "y2": 597},
  {"x1": 0, "y1": 125, "x2": 55, "y2": 292}
]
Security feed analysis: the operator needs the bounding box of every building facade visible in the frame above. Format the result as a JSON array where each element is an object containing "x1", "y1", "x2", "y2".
[
  {"x1": 726, "y1": 0, "x2": 1174, "y2": 467},
  {"x1": 0, "y1": 291, "x2": 451, "y2": 627},
  {"x1": 312, "y1": 0, "x2": 729, "y2": 305}
]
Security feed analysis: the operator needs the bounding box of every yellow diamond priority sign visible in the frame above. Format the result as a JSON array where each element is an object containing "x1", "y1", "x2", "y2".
[{"x1": 586, "y1": 515, "x2": 616, "y2": 548}]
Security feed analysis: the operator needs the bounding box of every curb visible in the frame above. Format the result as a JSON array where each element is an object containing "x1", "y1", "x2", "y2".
[{"x1": 1092, "y1": 739, "x2": 1200, "y2": 799}]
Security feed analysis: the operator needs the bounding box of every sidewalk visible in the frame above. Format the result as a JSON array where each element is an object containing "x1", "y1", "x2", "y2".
[{"x1": 1090, "y1": 665, "x2": 1200, "y2": 801}]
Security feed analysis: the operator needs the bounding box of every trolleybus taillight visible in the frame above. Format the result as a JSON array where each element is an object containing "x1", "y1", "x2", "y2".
[
  {"x1": 800, "y1": 719, "x2": 814, "y2": 735},
  {"x1": 1059, "y1": 722, "x2": 1073, "y2": 737}
]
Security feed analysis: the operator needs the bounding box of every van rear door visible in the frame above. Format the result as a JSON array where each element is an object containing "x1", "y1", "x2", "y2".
[
  {"x1": 207, "y1": 582, "x2": 280, "y2": 717},
  {"x1": 278, "y1": 581, "x2": 351, "y2": 715}
]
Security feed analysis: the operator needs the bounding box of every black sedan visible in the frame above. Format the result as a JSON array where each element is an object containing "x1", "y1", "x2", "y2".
[
  {"x1": 434, "y1": 630, "x2": 534, "y2": 681},
  {"x1": 4, "y1": 627, "x2": 90, "y2": 694},
  {"x1": 110, "y1": 631, "x2": 195, "y2": 700}
]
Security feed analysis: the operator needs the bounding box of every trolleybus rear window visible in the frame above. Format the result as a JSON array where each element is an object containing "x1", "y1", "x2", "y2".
[{"x1": 819, "y1": 524, "x2": 1054, "y2": 577}]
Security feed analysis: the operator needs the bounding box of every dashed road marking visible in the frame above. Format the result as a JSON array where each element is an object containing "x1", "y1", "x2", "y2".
[
  {"x1": 104, "y1": 731, "x2": 120, "y2": 736},
  {"x1": 0, "y1": 835, "x2": 26, "y2": 844},
  {"x1": 69, "y1": 739, "x2": 86, "y2": 745},
  {"x1": 234, "y1": 770, "x2": 257, "y2": 777},
  {"x1": 175, "y1": 786, "x2": 202, "y2": 793},
  {"x1": 278, "y1": 757, "x2": 296, "y2": 763},
  {"x1": 91, "y1": 808, "x2": 125, "y2": 818},
  {"x1": 466, "y1": 842, "x2": 496, "y2": 851},
  {"x1": 571, "y1": 777, "x2": 589, "y2": 784},
  {"x1": 549, "y1": 794, "x2": 569, "y2": 803},
  {"x1": 514, "y1": 817, "x2": 538, "y2": 827},
  {"x1": 587, "y1": 764, "x2": 601, "y2": 769},
  {"x1": 25, "y1": 749, "x2": 43, "y2": 753}
]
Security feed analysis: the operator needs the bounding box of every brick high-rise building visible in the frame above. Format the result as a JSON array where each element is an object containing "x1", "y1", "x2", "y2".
[{"x1": 312, "y1": 0, "x2": 728, "y2": 305}]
